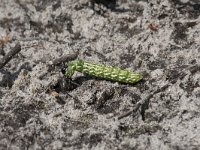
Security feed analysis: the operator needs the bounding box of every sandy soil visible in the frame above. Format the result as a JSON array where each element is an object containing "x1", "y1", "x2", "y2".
[{"x1": 0, "y1": 0, "x2": 200, "y2": 149}]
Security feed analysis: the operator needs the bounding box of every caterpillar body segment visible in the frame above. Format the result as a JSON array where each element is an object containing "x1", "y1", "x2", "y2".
[
  {"x1": 65, "y1": 59, "x2": 142, "y2": 84},
  {"x1": 65, "y1": 59, "x2": 84, "y2": 78}
]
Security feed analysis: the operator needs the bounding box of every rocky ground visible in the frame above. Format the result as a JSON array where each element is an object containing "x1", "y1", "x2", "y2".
[{"x1": 0, "y1": 0, "x2": 200, "y2": 149}]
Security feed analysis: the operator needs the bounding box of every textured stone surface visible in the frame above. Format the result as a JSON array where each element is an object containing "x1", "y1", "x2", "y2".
[{"x1": 0, "y1": 0, "x2": 200, "y2": 149}]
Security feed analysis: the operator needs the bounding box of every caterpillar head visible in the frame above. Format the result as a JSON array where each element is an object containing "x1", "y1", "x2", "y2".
[{"x1": 62, "y1": 61, "x2": 77, "y2": 78}]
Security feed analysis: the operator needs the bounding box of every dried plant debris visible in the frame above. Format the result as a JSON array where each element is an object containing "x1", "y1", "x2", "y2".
[{"x1": 0, "y1": 43, "x2": 21, "y2": 69}]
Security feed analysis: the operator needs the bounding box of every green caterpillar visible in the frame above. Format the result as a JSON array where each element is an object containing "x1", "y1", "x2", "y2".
[{"x1": 65, "y1": 59, "x2": 142, "y2": 84}]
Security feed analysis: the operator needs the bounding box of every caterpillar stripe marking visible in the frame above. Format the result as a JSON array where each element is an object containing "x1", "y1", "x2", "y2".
[{"x1": 65, "y1": 59, "x2": 142, "y2": 84}]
